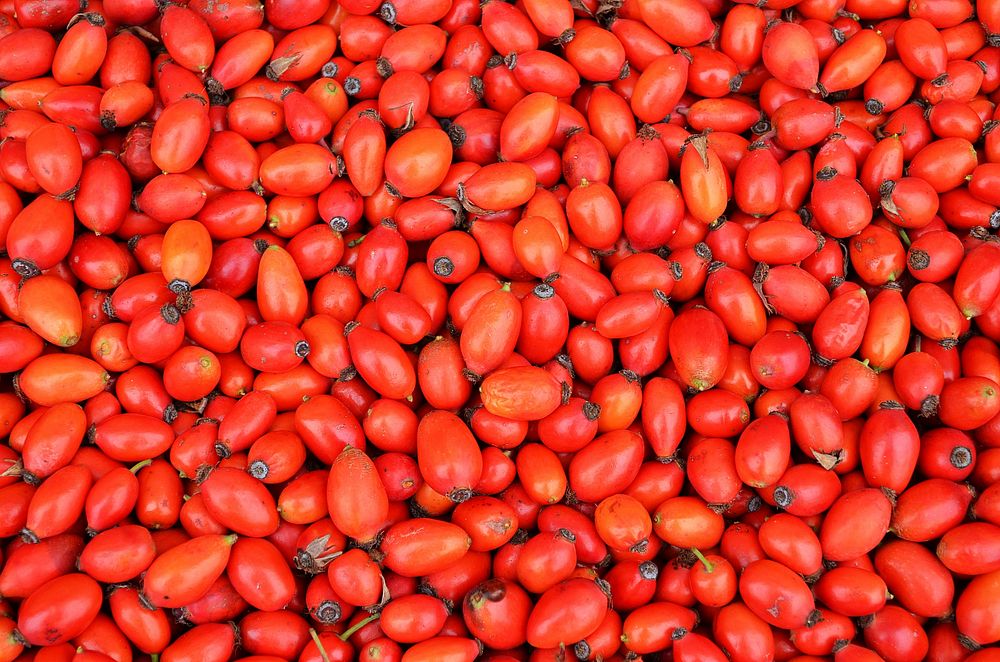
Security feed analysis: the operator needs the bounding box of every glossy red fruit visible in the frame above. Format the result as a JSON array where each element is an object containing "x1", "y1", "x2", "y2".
[
  {"x1": 79, "y1": 525, "x2": 155, "y2": 584},
  {"x1": 859, "y1": 402, "x2": 920, "y2": 493},
  {"x1": 380, "y1": 518, "x2": 472, "y2": 577},
  {"x1": 201, "y1": 467, "x2": 280, "y2": 537},
  {"x1": 863, "y1": 605, "x2": 929, "y2": 661},
  {"x1": 480, "y1": 366, "x2": 562, "y2": 421},
  {"x1": 346, "y1": 323, "x2": 416, "y2": 400},
  {"x1": 417, "y1": 410, "x2": 483, "y2": 502},
  {"x1": 668, "y1": 307, "x2": 729, "y2": 392},
  {"x1": 956, "y1": 569, "x2": 1000, "y2": 646},
  {"x1": 463, "y1": 578, "x2": 531, "y2": 650},
  {"x1": 814, "y1": 566, "x2": 888, "y2": 617},
  {"x1": 327, "y1": 447, "x2": 388, "y2": 545},
  {"x1": 143, "y1": 534, "x2": 237, "y2": 608},
  {"x1": 17, "y1": 574, "x2": 102, "y2": 646},
  {"x1": 637, "y1": 0, "x2": 714, "y2": 48},
  {"x1": 763, "y1": 23, "x2": 820, "y2": 90},
  {"x1": 874, "y1": 540, "x2": 954, "y2": 618},
  {"x1": 680, "y1": 135, "x2": 729, "y2": 225},
  {"x1": 227, "y1": 538, "x2": 295, "y2": 612},
  {"x1": 460, "y1": 284, "x2": 522, "y2": 379},
  {"x1": 820, "y1": 488, "x2": 893, "y2": 561},
  {"x1": 739, "y1": 559, "x2": 816, "y2": 629},
  {"x1": 526, "y1": 578, "x2": 610, "y2": 649}
]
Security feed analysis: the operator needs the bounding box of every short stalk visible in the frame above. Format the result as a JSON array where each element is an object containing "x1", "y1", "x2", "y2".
[
  {"x1": 898, "y1": 227, "x2": 911, "y2": 248},
  {"x1": 339, "y1": 613, "x2": 380, "y2": 642},
  {"x1": 308, "y1": 629, "x2": 331, "y2": 662},
  {"x1": 690, "y1": 547, "x2": 715, "y2": 573}
]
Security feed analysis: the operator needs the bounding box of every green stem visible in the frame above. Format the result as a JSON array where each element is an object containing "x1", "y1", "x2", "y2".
[
  {"x1": 339, "y1": 613, "x2": 380, "y2": 641},
  {"x1": 130, "y1": 459, "x2": 153, "y2": 473},
  {"x1": 151, "y1": 655, "x2": 160, "y2": 662},
  {"x1": 898, "y1": 227, "x2": 911, "y2": 248},
  {"x1": 308, "y1": 629, "x2": 331, "y2": 662},
  {"x1": 690, "y1": 547, "x2": 715, "y2": 573}
]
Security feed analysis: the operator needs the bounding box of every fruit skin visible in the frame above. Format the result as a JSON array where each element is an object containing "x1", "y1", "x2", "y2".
[
  {"x1": 957, "y1": 569, "x2": 1000, "y2": 646},
  {"x1": 78, "y1": 525, "x2": 155, "y2": 584},
  {"x1": 739, "y1": 559, "x2": 816, "y2": 629},
  {"x1": 380, "y1": 518, "x2": 472, "y2": 577},
  {"x1": 16, "y1": 573, "x2": 103, "y2": 646},
  {"x1": 463, "y1": 578, "x2": 532, "y2": 650},
  {"x1": 621, "y1": 601, "x2": 697, "y2": 654},
  {"x1": 820, "y1": 488, "x2": 894, "y2": 562},
  {"x1": 668, "y1": 307, "x2": 729, "y2": 392},
  {"x1": 526, "y1": 578, "x2": 610, "y2": 649},
  {"x1": 200, "y1": 467, "x2": 280, "y2": 537},
  {"x1": 142, "y1": 535, "x2": 237, "y2": 609},
  {"x1": 326, "y1": 446, "x2": 389, "y2": 545},
  {"x1": 479, "y1": 366, "x2": 562, "y2": 421}
]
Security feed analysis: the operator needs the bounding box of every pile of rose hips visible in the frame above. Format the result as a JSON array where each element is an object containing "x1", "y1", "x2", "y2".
[{"x1": 1, "y1": 0, "x2": 1000, "y2": 659}]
